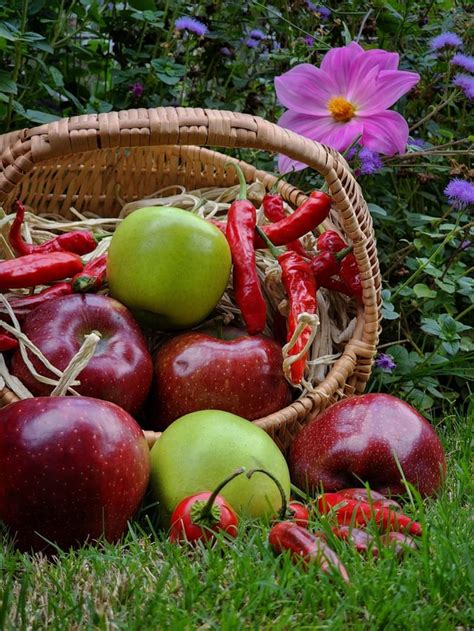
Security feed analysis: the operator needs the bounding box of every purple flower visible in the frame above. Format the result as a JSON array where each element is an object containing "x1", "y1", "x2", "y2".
[
  {"x1": 429, "y1": 32, "x2": 463, "y2": 52},
  {"x1": 453, "y1": 73, "x2": 474, "y2": 101},
  {"x1": 275, "y1": 42, "x2": 420, "y2": 172},
  {"x1": 174, "y1": 16, "x2": 208, "y2": 36},
  {"x1": 444, "y1": 178, "x2": 474, "y2": 209},
  {"x1": 460, "y1": 240, "x2": 471, "y2": 251},
  {"x1": 409, "y1": 137, "x2": 427, "y2": 148},
  {"x1": 306, "y1": 1, "x2": 331, "y2": 19},
  {"x1": 375, "y1": 353, "x2": 396, "y2": 372},
  {"x1": 451, "y1": 53, "x2": 474, "y2": 73},
  {"x1": 249, "y1": 29, "x2": 266, "y2": 40},
  {"x1": 129, "y1": 81, "x2": 144, "y2": 99},
  {"x1": 303, "y1": 35, "x2": 315, "y2": 47},
  {"x1": 358, "y1": 147, "x2": 383, "y2": 175},
  {"x1": 243, "y1": 37, "x2": 260, "y2": 48},
  {"x1": 220, "y1": 46, "x2": 232, "y2": 57}
]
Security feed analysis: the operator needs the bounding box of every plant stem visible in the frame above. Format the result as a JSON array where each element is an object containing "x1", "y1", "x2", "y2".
[
  {"x1": 5, "y1": 0, "x2": 29, "y2": 130},
  {"x1": 199, "y1": 468, "x2": 245, "y2": 520}
]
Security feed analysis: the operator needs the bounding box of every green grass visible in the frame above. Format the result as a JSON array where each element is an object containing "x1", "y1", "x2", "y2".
[{"x1": 0, "y1": 402, "x2": 472, "y2": 631}]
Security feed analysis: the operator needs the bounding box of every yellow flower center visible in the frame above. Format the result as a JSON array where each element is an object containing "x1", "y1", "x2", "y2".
[{"x1": 327, "y1": 96, "x2": 356, "y2": 122}]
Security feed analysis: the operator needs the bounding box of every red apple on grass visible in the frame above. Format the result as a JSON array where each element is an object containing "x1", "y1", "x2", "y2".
[
  {"x1": 289, "y1": 393, "x2": 446, "y2": 497},
  {"x1": 151, "y1": 326, "x2": 292, "y2": 429},
  {"x1": 11, "y1": 294, "x2": 153, "y2": 414},
  {"x1": 0, "y1": 396, "x2": 150, "y2": 552}
]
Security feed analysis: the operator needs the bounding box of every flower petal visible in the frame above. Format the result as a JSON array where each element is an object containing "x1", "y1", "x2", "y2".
[
  {"x1": 277, "y1": 112, "x2": 363, "y2": 170},
  {"x1": 357, "y1": 69, "x2": 420, "y2": 114},
  {"x1": 361, "y1": 48, "x2": 400, "y2": 70},
  {"x1": 319, "y1": 42, "x2": 365, "y2": 93},
  {"x1": 361, "y1": 110, "x2": 409, "y2": 155},
  {"x1": 274, "y1": 64, "x2": 338, "y2": 115}
]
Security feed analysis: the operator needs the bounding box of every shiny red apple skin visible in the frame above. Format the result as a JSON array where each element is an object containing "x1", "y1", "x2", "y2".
[
  {"x1": 289, "y1": 393, "x2": 446, "y2": 497},
  {"x1": 0, "y1": 396, "x2": 150, "y2": 552},
  {"x1": 151, "y1": 327, "x2": 292, "y2": 429},
  {"x1": 11, "y1": 294, "x2": 153, "y2": 414}
]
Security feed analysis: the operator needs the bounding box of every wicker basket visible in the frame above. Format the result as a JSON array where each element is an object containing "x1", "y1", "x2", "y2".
[{"x1": 0, "y1": 107, "x2": 381, "y2": 452}]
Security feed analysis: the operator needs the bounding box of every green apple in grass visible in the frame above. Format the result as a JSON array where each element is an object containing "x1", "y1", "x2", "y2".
[
  {"x1": 149, "y1": 410, "x2": 291, "y2": 522},
  {"x1": 107, "y1": 206, "x2": 231, "y2": 330}
]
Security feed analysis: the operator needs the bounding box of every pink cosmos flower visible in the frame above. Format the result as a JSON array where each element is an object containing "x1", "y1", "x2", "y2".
[{"x1": 275, "y1": 41, "x2": 420, "y2": 172}]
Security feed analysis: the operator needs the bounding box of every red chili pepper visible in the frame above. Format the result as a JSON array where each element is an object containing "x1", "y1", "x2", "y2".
[
  {"x1": 316, "y1": 230, "x2": 348, "y2": 254},
  {"x1": 311, "y1": 245, "x2": 353, "y2": 286},
  {"x1": 317, "y1": 493, "x2": 422, "y2": 537},
  {"x1": 72, "y1": 254, "x2": 108, "y2": 293},
  {"x1": 332, "y1": 526, "x2": 379, "y2": 557},
  {"x1": 288, "y1": 501, "x2": 310, "y2": 527},
  {"x1": 226, "y1": 164, "x2": 267, "y2": 335},
  {"x1": 0, "y1": 253, "x2": 83, "y2": 291},
  {"x1": 318, "y1": 277, "x2": 353, "y2": 296},
  {"x1": 208, "y1": 218, "x2": 227, "y2": 234},
  {"x1": 9, "y1": 201, "x2": 97, "y2": 257},
  {"x1": 336, "y1": 488, "x2": 402, "y2": 511},
  {"x1": 269, "y1": 522, "x2": 350, "y2": 582},
  {"x1": 256, "y1": 227, "x2": 317, "y2": 385},
  {"x1": 254, "y1": 191, "x2": 332, "y2": 249},
  {"x1": 339, "y1": 253, "x2": 363, "y2": 303},
  {"x1": 262, "y1": 193, "x2": 308, "y2": 257},
  {"x1": 169, "y1": 468, "x2": 244, "y2": 543},
  {"x1": 381, "y1": 532, "x2": 417, "y2": 556},
  {"x1": 0, "y1": 282, "x2": 73, "y2": 319},
  {"x1": 0, "y1": 332, "x2": 18, "y2": 352}
]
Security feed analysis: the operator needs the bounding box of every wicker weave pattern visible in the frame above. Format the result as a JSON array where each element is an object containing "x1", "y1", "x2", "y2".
[{"x1": 0, "y1": 107, "x2": 381, "y2": 452}]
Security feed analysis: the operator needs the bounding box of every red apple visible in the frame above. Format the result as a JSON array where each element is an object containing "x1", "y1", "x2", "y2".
[
  {"x1": 0, "y1": 396, "x2": 150, "y2": 552},
  {"x1": 11, "y1": 294, "x2": 153, "y2": 414},
  {"x1": 150, "y1": 326, "x2": 292, "y2": 429},
  {"x1": 289, "y1": 393, "x2": 446, "y2": 497}
]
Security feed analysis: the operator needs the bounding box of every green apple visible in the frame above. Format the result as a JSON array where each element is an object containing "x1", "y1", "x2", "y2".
[
  {"x1": 149, "y1": 410, "x2": 291, "y2": 521},
  {"x1": 107, "y1": 206, "x2": 232, "y2": 330}
]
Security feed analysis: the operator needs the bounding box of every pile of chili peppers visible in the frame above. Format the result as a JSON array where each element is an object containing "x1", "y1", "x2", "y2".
[
  {"x1": 169, "y1": 465, "x2": 422, "y2": 583},
  {"x1": 0, "y1": 201, "x2": 109, "y2": 351}
]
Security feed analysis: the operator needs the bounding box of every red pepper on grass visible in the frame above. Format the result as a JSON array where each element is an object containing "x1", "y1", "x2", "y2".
[
  {"x1": 226, "y1": 164, "x2": 267, "y2": 335},
  {"x1": 256, "y1": 226, "x2": 317, "y2": 385},
  {"x1": 332, "y1": 526, "x2": 379, "y2": 557},
  {"x1": 9, "y1": 201, "x2": 98, "y2": 257},
  {"x1": 169, "y1": 468, "x2": 245, "y2": 544},
  {"x1": 0, "y1": 332, "x2": 18, "y2": 352},
  {"x1": 255, "y1": 191, "x2": 332, "y2": 249},
  {"x1": 269, "y1": 522, "x2": 350, "y2": 582},
  {"x1": 381, "y1": 532, "x2": 417, "y2": 556},
  {"x1": 0, "y1": 252, "x2": 83, "y2": 290},
  {"x1": 337, "y1": 488, "x2": 402, "y2": 511},
  {"x1": 317, "y1": 493, "x2": 422, "y2": 537},
  {"x1": 72, "y1": 254, "x2": 108, "y2": 293},
  {"x1": 0, "y1": 282, "x2": 73, "y2": 319}
]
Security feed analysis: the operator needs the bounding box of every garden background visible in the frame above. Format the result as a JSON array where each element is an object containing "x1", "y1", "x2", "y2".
[{"x1": 0, "y1": 0, "x2": 472, "y2": 628}]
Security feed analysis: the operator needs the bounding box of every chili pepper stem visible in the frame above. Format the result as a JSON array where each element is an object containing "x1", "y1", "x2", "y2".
[
  {"x1": 226, "y1": 162, "x2": 248, "y2": 200},
  {"x1": 199, "y1": 467, "x2": 246, "y2": 521},
  {"x1": 269, "y1": 170, "x2": 291, "y2": 194},
  {"x1": 255, "y1": 225, "x2": 285, "y2": 258},
  {"x1": 335, "y1": 245, "x2": 353, "y2": 260},
  {"x1": 246, "y1": 468, "x2": 288, "y2": 520}
]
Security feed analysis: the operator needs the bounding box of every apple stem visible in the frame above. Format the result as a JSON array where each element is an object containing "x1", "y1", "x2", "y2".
[
  {"x1": 199, "y1": 467, "x2": 246, "y2": 520},
  {"x1": 226, "y1": 163, "x2": 248, "y2": 201},
  {"x1": 246, "y1": 468, "x2": 288, "y2": 520},
  {"x1": 255, "y1": 225, "x2": 285, "y2": 258}
]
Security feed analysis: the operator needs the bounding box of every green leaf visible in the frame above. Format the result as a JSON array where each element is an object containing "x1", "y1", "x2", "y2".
[
  {"x1": 151, "y1": 59, "x2": 186, "y2": 86},
  {"x1": 20, "y1": 31, "x2": 45, "y2": 42},
  {"x1": 420, "y1": 318, "x2": 441, "y2": 336},
  {"x1": 368, "y1": 203, "x2": 387, "y2": 218},
  {"x1": 49, "y1": 67, "x2": 64, "y2": 88},
  {"x1": 0, "y1": 72, "x2": 17, "y2": 95},
  {"x1": 435, "y1": 278, "x2": 456, "y2": 294},
  {"x1": 442, "y1": 340, "x2": 460, "y2": 355},
  {"x1": 413, "y1": 283, "x2": 437, "y2": 299},
  {"x1": 30, "y1": 40, "x2": 54, "y2": 53},
  {"x1": 23, "y1": 109, "x2": 60, "y2": 124},
  {"x1": 0, "y1": 22, "x2": 19, "y2": 41}
]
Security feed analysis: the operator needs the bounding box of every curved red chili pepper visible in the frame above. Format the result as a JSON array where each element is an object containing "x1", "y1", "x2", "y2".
[
  {"x1": 0, "y1": 282, "x2": 73, "y2": 319},
  {"x1": 262, "y1": 194, "x2": 307, "y2": 257},
  {"x1": 339, "y1": 254, "x2": 363, "y2": 303},
  {"x1": 72, "y1": 254, "x2": 108, "y2": 293},
  {"x1": 254, "y1": 191, "x2": 332, "y2": 249},
  {"x1": 0, "y1": 253, "x2": 83, "y2": 291},
  {"x1": 9, "y1": 200, "x2": 97, "y2": 257},
  {"x1": 269, "y1": 522, "x2": 350, "y2": 582},
  {"x1": 311, "y1": 245, "x2": 353, "y2": 286},
  {"x1": 317, "y1": 493, "x2": 422, "y2": 536},
  {"x1": 332, "y1": 526, "x2": 379, "y2": 557},
  {"x1": 336, "y1": 488, "x2": 402, "y2": 511},
  {"x1": 316, "y1": 230, "x2": 348, "y2": 254},
  {"x1": 226, "y1": 164, "x2": 267, "y2": 335}
]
